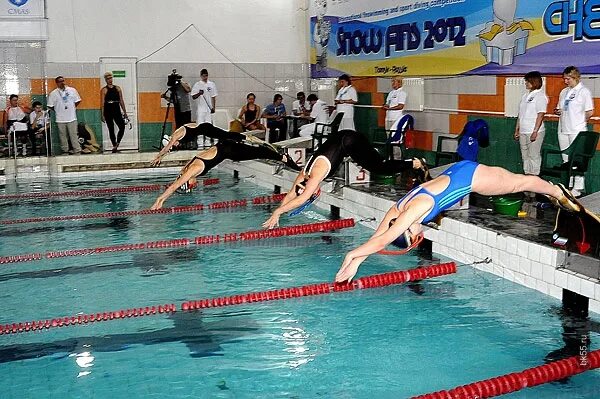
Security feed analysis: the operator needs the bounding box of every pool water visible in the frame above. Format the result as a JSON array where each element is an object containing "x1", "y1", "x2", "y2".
[{"x1": 0, "y1": 171, "x2": 598, "y2": 398}]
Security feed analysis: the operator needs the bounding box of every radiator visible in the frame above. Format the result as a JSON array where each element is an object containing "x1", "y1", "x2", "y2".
[
  {"x1": 403, "y1": 77, "x2": 424, "y2": 111},
  {"x1": 504, "y1": 77, "x2": 546, "y2": 117}
]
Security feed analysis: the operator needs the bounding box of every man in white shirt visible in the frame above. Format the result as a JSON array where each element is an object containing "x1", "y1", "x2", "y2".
[
  {"x1": 334, "y1": 74, "x2": 358, "y2": 131},
  {"x1": 192, "y1": 69, "x2": 218, "y2": 124},
  {"x1": 292, "y1": 91, "x2": 311, "y2": 135},
  {"x1": 383, "y1": 76, "x2": 407, "y2": 131},
  {"x1": 299, "y1": 94, "x2": 329, "y2": 137},
  {"x1": 29, "y1": 101, "x2": 50, "y2": 156},
  {"x1": 47, "y1": 76, "x2": 82, "y2": 154}
]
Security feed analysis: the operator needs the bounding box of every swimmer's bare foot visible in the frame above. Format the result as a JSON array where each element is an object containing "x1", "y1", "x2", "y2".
[
  {"x1": 548, "y1": 183, "x2": 581, "y2": 213},
  {"x1": 282, "y1": 153, "x2": 301, "y2": 171},
  {"x1": 413, "y1": 157, "x2": 431, "y2": 182}
]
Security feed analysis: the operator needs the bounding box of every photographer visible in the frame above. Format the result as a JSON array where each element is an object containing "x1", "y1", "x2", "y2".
[{"x1": 161, "y1": 70, "x2": 192, "y2": 129}]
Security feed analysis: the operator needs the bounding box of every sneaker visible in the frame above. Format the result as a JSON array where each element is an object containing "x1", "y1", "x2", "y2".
[{"x1": 570, "y1": 188, "x2": 581, "y2": 198}]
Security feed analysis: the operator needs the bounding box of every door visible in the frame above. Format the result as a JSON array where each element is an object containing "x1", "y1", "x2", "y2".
[{"x1": 99, "y1": 57, "x2": 138, "y2": 150}]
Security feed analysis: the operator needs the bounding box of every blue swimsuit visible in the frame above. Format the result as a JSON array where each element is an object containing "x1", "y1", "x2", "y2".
[{"x1": 396, "y1": 160, "x2": 479, "y2": 223}]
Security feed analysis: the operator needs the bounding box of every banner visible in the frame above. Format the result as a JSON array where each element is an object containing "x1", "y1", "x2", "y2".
[
  {"x1": 309, "y1": 0, "x2": 600, "y2": 77},
  {"x1": 0, "y1": 0, "x2": 44, "y2": 17}
]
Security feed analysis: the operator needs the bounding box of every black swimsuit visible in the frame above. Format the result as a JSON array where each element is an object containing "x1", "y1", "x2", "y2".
[
  {"x1": 182, "y1": 123, "x2": 246, "y2": 143},
  {"x1": 193, "y1": 140, "x2": 283, "y2": 176},
  {"x1": 303, "y1": 129, "x2": 414, "y2": 179}
]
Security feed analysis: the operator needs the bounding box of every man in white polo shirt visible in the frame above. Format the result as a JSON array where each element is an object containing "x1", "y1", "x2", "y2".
[
  {"x1": 383, "y1": 76, "x2": 407, "y2": 132},
  {"x1": 299, "y1": 94, "x2": 329, "y2": 137},
  {"x1": 192, "y1": 68, "x2": 218, "y2": 124},
  {"x1": 47, "y1": 76, "x2": 82, "y2": 155}
]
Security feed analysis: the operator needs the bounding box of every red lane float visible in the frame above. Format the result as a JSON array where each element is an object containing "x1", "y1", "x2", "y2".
[
  {"x1": 411, "y1": 349, "x2": 600, "y2": 399},
  {"x1": 0, "y1": 178, "x2": 220, "y2": 201},
  {"x1": 252, "y1": 193, "x2": 286, "y2": 204},
  {"x1": 0, "y1": 218, "x2": 355, "y2": 265},
  {"x1": 2, "y1": 193, "x2": 284, "y2": 225},
  {"x1": 0, "y1": 262, "x2": 456, "y2": 336}
]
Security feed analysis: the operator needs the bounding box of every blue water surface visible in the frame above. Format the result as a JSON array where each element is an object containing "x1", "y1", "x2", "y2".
[{"x1": 0, "y1": 171, "x2": 598, "y2": 398}]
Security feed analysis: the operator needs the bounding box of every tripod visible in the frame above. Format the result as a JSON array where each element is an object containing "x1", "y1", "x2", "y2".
[{"x1": 155, "y1": 86, "x2": 178, "y2": 150}]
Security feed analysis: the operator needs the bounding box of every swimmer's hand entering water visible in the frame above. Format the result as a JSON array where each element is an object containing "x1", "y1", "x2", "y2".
[
  {"x1": 262, "y1": 211, "x2": 280, "y2": 229},
  {"x1": 150, "y1": 197, "x2": 165, "y2": 210},
  {"x1": 335, "y1": 251, "x2": 367, "y2": 283}
]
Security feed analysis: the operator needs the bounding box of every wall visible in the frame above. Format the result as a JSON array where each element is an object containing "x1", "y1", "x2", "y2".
[
  {"x1": 45, "y1": 0, "x2": 308, "y2": 63},
  {"x1": 0, "y1": 0, "x2": 311, "y2": 154},
  {"x1": 334, "y1": 75, "x2": 600, "y2": 193}
]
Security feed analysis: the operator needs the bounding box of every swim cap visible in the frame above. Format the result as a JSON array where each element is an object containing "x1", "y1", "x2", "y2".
[
  {"x1": 162, "y1": 135, "x2": 171, "y2": 149},
  {"x1": 175, "y1": 176, "x2": 199, "y2": 194},
  {"x1": 289, "y1": 188, "x2": 321, "y2": 216},
  {"x1": 392, "y1": 230, "x2": 414, "y2": 249}
]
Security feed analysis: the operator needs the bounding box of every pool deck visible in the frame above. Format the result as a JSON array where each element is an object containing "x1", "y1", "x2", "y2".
[{"x1": 0, "y1": 152, "x2": 599, "y2": 316}]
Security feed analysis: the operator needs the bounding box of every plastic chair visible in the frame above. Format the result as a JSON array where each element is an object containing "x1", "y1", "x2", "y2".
[
  {"x1": 540, "y1": 131, "x2": 599, "y2": 188},
  {"x1": 434, "y1": 119, "x2": 489, "y2": 166},
  {"x1": 435, "y1": 133, "x2": 463, "y2": 166},
  {"x1": 312, "y1": 111, "x2": 344, "y2": 151},
  {"x1": 372, "y1": 114, "x2": 414, "y2": 160}
]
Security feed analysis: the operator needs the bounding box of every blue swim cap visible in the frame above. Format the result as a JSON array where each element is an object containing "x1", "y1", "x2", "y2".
[{"x1": 289, "y1": 189, "x2": 321, "y2": 216}]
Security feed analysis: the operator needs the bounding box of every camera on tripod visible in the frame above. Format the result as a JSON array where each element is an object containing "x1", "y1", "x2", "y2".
[{"x1": 167, "y1": 69, "x2": 182, "y2": 88}]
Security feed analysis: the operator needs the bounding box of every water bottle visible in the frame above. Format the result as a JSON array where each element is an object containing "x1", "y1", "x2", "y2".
[{"x1": 534, "y1": 201, "x2": 552, "y2": 210}]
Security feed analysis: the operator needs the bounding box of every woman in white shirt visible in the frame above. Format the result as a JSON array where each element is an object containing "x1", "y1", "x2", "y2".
[
  {"x1": 513, "y1": 71, "x2": 548, "y2": 176},
  {"x1": 554, "y1": 66, "x2": 594, "y2": 196},
  {"x1": 334, "y1": 74, "x2": 358, "y2": 131}
]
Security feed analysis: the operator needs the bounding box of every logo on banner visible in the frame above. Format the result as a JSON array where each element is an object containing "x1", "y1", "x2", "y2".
[
  {"x1": 8, "y1": 0, "x2": 28, "y2": 6},
  {"x1": 544, "y1": 0, "x2": 600, "y2": 41}
]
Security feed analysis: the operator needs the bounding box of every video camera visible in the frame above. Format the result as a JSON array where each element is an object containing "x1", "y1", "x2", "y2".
[{"x1": 167, "y1": 69, "x2": 182, "y2": 88}]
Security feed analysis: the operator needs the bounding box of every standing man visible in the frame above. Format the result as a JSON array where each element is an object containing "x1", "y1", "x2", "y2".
[
  {"x1": 383, "y1": 76, "x2": 407, "y2": 132},
  {"x1": 161, "y1": 73, "x2": 192, "y2": 129},
  {"x1": 192, "y1": 68, "x2": 218, "y2": 124},
  {"x1": 47, "y1": 76, "x2": 82, "y2": 155},
  {"x1": 334, "y1": 74, "x2": 358, "y2": 131}
]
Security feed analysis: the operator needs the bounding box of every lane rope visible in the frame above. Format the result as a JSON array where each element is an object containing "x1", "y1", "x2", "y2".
[
  {"x1": 0, "y1": 179, "x2": 220, "y2": 201},
  {"x1": 411, "y1": 349, "x2": 600, "y2": 399},
  {"x1": 0, "y1": 218, "x2": 355, "y2": 265},
  {"x1": 1, "y1": 193, "x2": 286, "y2": 225},
  {"x1": 0, "y1": 262, "x2": 456, "y2": 336}
]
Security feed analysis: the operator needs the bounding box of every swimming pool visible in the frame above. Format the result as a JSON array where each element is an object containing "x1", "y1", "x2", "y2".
[{"x1": 0, "y1": 171, "x2": 598, "y2": 398}]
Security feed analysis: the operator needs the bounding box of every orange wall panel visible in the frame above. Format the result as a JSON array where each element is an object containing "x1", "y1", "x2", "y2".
[
  {"x1": 409, "y1": 129, "x2": 433, "y2": 150},
  {"x1": 352, "y1": 77, "x2": 377, "y2": 92},
  {"x1": 138, "y1": 92, "x2": 174, "y2": 123},
  {"x1": 458, "y1": 94, "x2": 503, "y2": 113},
  {"x1": 449, "y1": 114, "x2": 468, "y2": 134}
]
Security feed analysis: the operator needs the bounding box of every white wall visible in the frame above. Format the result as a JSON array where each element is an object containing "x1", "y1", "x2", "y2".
[{"x1": 46, "y1": 0, "x2": 309, "y2": 63}]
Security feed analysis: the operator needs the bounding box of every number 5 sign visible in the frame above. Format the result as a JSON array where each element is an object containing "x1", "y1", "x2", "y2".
[{"x1": 347, "y1": 161, "x2": 369, "y2": 184}]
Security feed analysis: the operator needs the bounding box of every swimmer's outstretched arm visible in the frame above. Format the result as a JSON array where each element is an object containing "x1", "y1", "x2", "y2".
[
  {"x1": 335, "y1": 202, "x2": 430, "y2": 283},
  {"x1": 262, "y1": 172, "x2": 319, "y2": 229},
  {"x1": 150, "y1": 160, "x2": 205, "y2": 210},
  {"x1": 150, "y1": 125, "x2": 188, "y2": 166}
]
